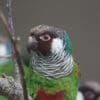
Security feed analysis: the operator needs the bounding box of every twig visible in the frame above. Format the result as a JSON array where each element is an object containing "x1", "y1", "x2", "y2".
[
  {"x1": 6, "y1": 0, "x2": 20, "y2": 84},
  {"x1": 0, "y1": 77, "x2": 32, "y2": 100},
  {"x1": 6, "y1": 0, "x2": 15, "y2": 35},
  {"x1": 0, "y1": 76, "x2": 23, "y2": 100},
  {"x1": 0, "y1": 10, "x2": 29, "y2": 100}
]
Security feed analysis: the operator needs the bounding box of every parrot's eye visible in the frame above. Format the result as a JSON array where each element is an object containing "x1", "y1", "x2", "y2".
[{"x1": 39, "y1": 34, "x2": 51, "y2": 41}]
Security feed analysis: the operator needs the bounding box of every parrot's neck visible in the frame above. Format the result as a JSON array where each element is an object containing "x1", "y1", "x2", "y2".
[{"x1": 32, "y1": 50, "x2": 74, "y2": 80}]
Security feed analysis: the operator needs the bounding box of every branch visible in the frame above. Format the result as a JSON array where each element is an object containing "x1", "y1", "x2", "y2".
[
  {"x1": 0, "y1": 76, "x2": 23, "y2": 100},
  {"x1": 0, "y1": 10, "x2": 29, "y2": 100},
  {"x1": 0, "y1": 76, "x2": 32, "y2": 100},
  {"x1": 6, "y1": 0, "x2": 21, "y2": 82}
]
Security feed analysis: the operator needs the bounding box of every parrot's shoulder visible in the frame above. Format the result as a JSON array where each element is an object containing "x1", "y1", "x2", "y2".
[{"x1": 73, "y1": 60, "x2": 80, "y2": 78}]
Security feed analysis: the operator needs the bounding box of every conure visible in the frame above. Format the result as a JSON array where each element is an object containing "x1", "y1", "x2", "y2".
[{"x1": 27, "y1": 25, "x2": 80, "y2": 100}]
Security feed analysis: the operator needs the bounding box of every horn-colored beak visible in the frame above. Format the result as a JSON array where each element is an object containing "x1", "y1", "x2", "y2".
[{"x1": 27, "y1": 36, "x2": 38, "y2": 53}]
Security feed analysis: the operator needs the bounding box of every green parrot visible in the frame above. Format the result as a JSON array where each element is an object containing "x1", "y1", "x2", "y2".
[{"x1": 26, "y1": 25, "x2": 80, "y2": 100}]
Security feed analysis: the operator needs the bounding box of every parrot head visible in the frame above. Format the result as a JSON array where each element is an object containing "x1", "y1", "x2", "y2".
[
  {"x1": 27, "y1": 25, "x2": 72, "y2": 56},
  {"x1": 27, "y1": 25, "x2": 74, "y2": 79}
]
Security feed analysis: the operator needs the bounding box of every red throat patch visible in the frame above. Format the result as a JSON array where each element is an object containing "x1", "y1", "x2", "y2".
[{"x1": 37, "y1": 88, "x2": 64, "y2": 100}]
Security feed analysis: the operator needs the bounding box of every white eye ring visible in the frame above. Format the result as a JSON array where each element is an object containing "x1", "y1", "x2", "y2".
[{"x1": 39, "y1": 34, "x2": 51, "y2": 41}]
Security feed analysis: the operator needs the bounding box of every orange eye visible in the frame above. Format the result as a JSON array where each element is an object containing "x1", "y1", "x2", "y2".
[{"x1": 39, "y1": 34, "x2": 51, "y2": 41}]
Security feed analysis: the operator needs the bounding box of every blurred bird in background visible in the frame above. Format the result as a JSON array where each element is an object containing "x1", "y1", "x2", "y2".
[{"x1": 77, "y1": 81, "x2": 100, "y2": 100}]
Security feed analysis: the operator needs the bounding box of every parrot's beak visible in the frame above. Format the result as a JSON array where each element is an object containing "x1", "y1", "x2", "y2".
[
  {"x1": 27, "y1": 44, "x2": 33, "y2": 54},
  {"x1": 27, "y1": 36, "x2": 38, "y2": 53}
]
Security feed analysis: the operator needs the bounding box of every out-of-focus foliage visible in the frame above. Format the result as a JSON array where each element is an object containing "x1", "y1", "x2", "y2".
[
  {"x1": 0, "y1": 96, "x2": 8, "y2": 100},
  {"x1": 0, "y1": 60, "x2": 14, "y2": 76}
]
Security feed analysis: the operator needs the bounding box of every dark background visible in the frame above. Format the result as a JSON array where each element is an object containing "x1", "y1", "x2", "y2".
[{"x1": 0, "y1": 0, "x2": 100, "y2": 82}]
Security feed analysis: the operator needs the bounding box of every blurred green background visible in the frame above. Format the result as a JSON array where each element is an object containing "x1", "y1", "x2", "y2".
[{"x1": 0, "y1": 96, "x2": 8, "y2": 100}]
